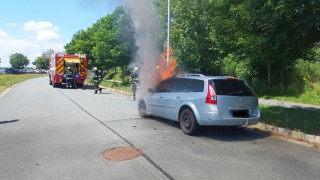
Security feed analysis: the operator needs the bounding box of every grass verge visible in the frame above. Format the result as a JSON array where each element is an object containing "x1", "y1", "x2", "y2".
[
  {"x1": 260, "y1": 105, "x2": 320, "y2": 136},
  {"x1": 259, "y1": 83, "x2": 320, "y2": 106},
  {"x1": 0, "y1": 74, "x2": 46, "y2": 94}
]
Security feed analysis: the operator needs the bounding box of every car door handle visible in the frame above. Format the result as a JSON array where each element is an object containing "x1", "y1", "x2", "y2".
[{"x1": 176, "y1": 96, "x2": 180, "y2": 99}]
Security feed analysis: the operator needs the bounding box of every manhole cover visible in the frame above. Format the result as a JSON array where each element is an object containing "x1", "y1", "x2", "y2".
[{"x1": 101, "y1": 146, "x2": 142, "y2": 161}]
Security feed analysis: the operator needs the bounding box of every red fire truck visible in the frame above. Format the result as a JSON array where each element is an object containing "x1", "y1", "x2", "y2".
[{"x1": 49, "y1": 52, "x2": 88, "y2": 88}]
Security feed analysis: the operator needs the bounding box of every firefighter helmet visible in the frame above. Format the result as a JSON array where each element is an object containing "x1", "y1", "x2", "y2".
[
  {"x1": 133, "y1": 67, "x2": 138, "y2": 72},
  {"x1": 93, "y1": 67, "x2": 97, "y2": 71},
  {"x1": 67, "y1": 66, "x2": 71, "y2": 70}
]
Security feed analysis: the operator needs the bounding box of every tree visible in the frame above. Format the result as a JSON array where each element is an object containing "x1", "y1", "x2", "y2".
[
  {"x1": 9, "y1": 53, "x2": 29, "y2": 68},
  {"x1": 65, "y1": 29, "x2": 95, "y2": 67},
  {"x1": 212, "y1": 0, "x2": 320, "y2": 84},
  {"x1": 65, "y1": 6, "x2": 135, "y2": 73},
  {"x1": 32, "y1": 49, "x2": 55, "y2": 69},
  {"x1": 155, "y1": 0, "x2": 221, "y2": 75}
]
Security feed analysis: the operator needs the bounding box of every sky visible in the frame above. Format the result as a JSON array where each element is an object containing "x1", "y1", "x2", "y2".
[{"x1": 0, "y1": 0, "x2": 119, "y2": 68}]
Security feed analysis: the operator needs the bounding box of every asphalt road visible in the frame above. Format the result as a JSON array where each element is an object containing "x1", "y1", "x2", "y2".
[{"x1": 1, "y1": 77, "x2": 319, "y2": 180}]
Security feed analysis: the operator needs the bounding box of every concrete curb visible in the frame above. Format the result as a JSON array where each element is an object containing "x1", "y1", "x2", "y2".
[{"x1": 250, "y1": 123, "x2": 320, "y2": 148}]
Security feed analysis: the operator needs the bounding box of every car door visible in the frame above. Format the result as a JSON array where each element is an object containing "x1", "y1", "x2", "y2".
[
  {"x1": 147, "y1": 78, "x2": 174, "y2": 118},
  {"x1": 162, "y1": 78, "x2": 191, "y2": 120}
]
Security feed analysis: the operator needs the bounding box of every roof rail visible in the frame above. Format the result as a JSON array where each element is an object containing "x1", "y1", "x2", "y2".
[{"x1": 176, "y1": 73, "x2": 205, "y2": 77}]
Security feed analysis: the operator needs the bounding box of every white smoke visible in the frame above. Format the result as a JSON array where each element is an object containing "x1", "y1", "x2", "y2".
[{"x1": 123, "y1": 0, "x2": 163, "y2": 96}]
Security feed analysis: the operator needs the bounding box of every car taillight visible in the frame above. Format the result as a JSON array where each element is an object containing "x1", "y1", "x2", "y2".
[{"x1": 205, "y1": 83, "x2": 217, "y2": 104}]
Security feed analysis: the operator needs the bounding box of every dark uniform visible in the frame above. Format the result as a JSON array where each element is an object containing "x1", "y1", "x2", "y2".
[
  {"x1": 93, "y1": 69, "x2": 102, "y2": 94},
  {"x1": 65, "y1": 67, "x2": 74, "y2": 89}
]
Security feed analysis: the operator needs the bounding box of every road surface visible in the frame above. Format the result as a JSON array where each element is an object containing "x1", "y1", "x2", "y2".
[{"x1": 1, "y1": 77, "x2": 319, "y2": 180}]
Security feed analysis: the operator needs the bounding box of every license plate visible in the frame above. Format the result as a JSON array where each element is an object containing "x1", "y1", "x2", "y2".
[{"x1": 231, "y1": 110, "x2": 249, "y2": 118}]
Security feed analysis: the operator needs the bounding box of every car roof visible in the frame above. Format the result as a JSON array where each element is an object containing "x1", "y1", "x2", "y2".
[{"x1": 174, "y1": 74, "x2": 238, "y2": 80}]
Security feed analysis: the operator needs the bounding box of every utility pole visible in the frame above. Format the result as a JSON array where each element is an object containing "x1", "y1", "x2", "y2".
[{"x1": 166, "y1": 0, "x2": 170, "y2": 67}]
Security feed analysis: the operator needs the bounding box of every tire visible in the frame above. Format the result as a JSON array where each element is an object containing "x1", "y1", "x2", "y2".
[
  {"x1": 179, "y1": 108, "x2": 200, "y2": 135},
  {"x1": 76, "y1": 83, "x2": 83, "y2": 88},
  {"x1": 53, "y1": 83, "x2": 58, "y2": 88},
  {"x1": 138, "y1": 100, "x2": 148, "y2": 117},
  {"x1": 49, "y1": 75, "x2": 52, "y2": 85}
]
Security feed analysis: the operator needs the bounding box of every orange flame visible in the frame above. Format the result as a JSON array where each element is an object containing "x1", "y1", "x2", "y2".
[{"x1": 153, "y1": 47, "x2": 176, "y2": 85}]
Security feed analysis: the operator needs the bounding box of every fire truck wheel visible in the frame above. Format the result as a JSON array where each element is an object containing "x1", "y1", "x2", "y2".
[
  {"x1": 76, "y1": 83, "x2": 83, "y2": 88},
  {"x1": 49, "y1": 75, "x2": 52, "y2": 85}
]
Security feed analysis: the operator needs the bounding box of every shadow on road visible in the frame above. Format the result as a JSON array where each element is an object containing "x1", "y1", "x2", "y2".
[
  {"x1": 196, "y1": 126, "x2": 270, "y2": 142},
  {"x1": 150, "y1": 117, "x2": 270, "y2": 142},
  {"x1": 82, "y1": 84, "x2": 95, "y2": 90},
  {"x1": 0, "y1": 119, "x2": 19, "y2": 124}
]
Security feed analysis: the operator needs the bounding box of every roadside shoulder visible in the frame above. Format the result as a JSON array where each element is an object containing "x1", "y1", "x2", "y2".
[
  {"x1": 249, "y1": 123, "x2": 320, "y2": 149},
  {"x1": 259, "y1": 99, "x2": 320, "y2": 111}
]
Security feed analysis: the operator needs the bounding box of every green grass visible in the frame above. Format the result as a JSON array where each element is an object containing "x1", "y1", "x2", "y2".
[
  {"x1": 0, "y1": 74, "x2": 46, "y2": 94},
  {"x1": 260, "y1": 83, "x2": 320, "y2": 106},
  {"x1": 260, "y1": 105, "x2": 320, "y2": 136},
  {"x1": 100, "y1": 81, "x2": 131, "y2": 92}
]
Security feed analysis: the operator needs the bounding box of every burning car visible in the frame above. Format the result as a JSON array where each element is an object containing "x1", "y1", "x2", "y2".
[{"x1": 138, "y1": 74, "x2": 260, "y2": 135}]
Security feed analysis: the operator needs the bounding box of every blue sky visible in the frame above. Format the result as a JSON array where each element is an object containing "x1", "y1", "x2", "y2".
[{"x1": 0, "y1": 0, "x2": 119, "y2": 67}]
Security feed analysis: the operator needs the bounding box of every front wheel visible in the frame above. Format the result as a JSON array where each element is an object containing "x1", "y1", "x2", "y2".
[
  {"x1": 138, "y1": 100, "x2": 149, "y2": 117},
  {"x1": 179, "y1": 108, "x2": 200, "y2": 135}
]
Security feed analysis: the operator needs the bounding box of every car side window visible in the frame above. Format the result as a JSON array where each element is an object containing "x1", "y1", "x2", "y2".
[
  {"x1": 168, "y1": 78, "x2": 191, "y2": 92},
  {"x1": 156, "y1": 78, "x2": 174, "y2": 92},
  {"x1": 186, "y1": 79, "x2": 204, "y2": 92}
]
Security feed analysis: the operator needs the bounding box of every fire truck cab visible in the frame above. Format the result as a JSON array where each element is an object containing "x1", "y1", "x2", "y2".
[{"x1": 49, "y1": 52, "x2": 88, "y2": 88}]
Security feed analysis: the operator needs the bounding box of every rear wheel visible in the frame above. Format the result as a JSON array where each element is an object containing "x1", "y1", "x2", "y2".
[
  {"x1": 179, "y1": 108, "x2": 200, "y2": 135},
  {"x1": 76, "y1": 83, "x2": 83, "y2": 88},
  {"x1": 49, "y1": 75, "x2": 52, "y2": 85}
]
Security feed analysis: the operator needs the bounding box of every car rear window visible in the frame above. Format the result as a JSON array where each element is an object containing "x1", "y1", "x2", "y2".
[{"x1": 210, "y1": 79, "x2": 255, "y2": 96}]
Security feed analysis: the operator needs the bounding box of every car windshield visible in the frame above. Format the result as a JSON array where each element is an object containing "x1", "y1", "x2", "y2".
[{"x1": 210, "y1": 79, "x2": 255, "y2": 96}]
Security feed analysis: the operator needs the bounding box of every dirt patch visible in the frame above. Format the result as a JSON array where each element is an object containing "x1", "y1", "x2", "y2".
[{"x1": 0, "y1": 87, "x2": 10, "y2": 97}]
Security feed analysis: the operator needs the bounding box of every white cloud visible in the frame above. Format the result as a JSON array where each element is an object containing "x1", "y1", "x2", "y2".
[
  {"x1": 23, "y1": 20, "x2": 60, "y2": 41},
  {"x1": 23, "y1": 20, "x2": 59, "y2": 32},
  {"x1": 37, "y1": 30, "x2": 60, "y2": 41},
  {"x1": 0, "y1": 20, "x2": 65, "y2": 67},
  {"x1": 0, "y1": 30, "x2": 9, "y2": 39}
]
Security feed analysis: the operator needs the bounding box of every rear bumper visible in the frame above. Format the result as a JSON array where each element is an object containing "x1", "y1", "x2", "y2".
[
  {"x1": 53, "y1": 75, "x2": 85, "y2": 84},
  {"x1": 197, "y1": 108, "x2": 260, "y2": 126}
]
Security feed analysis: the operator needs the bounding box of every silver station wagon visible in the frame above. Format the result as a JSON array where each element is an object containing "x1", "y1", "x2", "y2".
[{"x1": 138, "y1": 74, "x2": 260, "y2": 135}]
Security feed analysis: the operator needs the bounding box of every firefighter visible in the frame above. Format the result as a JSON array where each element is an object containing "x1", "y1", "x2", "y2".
[
  {"x1": 130, "y1": 67, "x2": 139, "y2": 100},
  {"x1": 93, "y1": 67, "x2": 102, "y2": 94},
  {"x1": 65, "y1": 66, "x2": 74, "y2": 89}
]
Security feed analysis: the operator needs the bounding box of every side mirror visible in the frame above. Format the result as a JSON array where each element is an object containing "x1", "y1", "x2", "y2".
[{"x1": 148, "y1": 88, "x2": 155, "y2": 93}]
